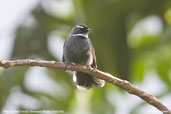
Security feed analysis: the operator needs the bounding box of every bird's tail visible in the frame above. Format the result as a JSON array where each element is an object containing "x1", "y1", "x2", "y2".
[{"x1": 73, "y1": 71, "x2": 105, "y2": 89}]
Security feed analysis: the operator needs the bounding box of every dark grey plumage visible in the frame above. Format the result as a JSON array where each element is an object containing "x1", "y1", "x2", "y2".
[{"x1": 62, "y1": 24, "x2": 105, "y2": 89}]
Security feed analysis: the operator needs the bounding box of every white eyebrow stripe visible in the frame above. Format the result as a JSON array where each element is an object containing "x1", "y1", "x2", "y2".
[
  {"x1": 73, "y1": 34, "x2": 88, "y2": 38},
  {"x1": 76, "y1": 25, "x2": 84, "y2": 28}
]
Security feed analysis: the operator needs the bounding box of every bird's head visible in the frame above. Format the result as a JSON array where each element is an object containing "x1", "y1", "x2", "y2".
[{"x1": 71, "y1": 24, "x2": 90, "y2": 36}]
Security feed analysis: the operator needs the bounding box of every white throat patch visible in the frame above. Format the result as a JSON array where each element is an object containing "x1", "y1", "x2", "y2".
[{"x1": 73, "y1": 33, "x2": 88, "y2": 38}]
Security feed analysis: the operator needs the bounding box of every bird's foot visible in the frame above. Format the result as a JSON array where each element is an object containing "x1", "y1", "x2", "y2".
[{"x1": 64, "y1": 62, "x2": 76, "y2": 71}]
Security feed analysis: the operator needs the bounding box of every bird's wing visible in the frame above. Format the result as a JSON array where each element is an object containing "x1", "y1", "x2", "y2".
[
  {"x1": 62, "y1": 40, "x2": 66, "y2": 62},
  {"x1": 91, "y1": 47, "x2": 97, "y2": 68},
  {"x1": 62, "y1": 55, "x2": 65, "y2": 62}
]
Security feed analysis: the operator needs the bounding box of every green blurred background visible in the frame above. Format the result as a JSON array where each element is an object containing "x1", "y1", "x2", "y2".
[{"x1": 0, "y1": 0, "x2": 171, "y2": 114}]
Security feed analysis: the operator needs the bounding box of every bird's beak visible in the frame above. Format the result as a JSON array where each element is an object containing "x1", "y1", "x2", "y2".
[{"x1": 86, "y1": 28, "x2": 90, "y2": 32}]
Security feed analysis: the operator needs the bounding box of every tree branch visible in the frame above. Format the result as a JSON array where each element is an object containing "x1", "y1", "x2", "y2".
[{"x1": 0, "y1": 59, "x2": 170, "y2": 114}]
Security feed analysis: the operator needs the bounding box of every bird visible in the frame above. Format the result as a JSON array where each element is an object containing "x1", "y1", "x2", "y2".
[{"x1": 62, "y1": 24, "x2": 105, "y2": 89}]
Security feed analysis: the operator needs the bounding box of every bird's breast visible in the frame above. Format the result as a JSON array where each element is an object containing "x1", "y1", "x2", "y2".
[{"x1": 64, "y1": 37, "x2": 92, "y2": 64}]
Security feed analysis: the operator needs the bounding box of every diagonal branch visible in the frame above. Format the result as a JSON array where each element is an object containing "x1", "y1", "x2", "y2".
[{"x1": 0, "y1": 59, "x2": 171, "y2": 114}]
